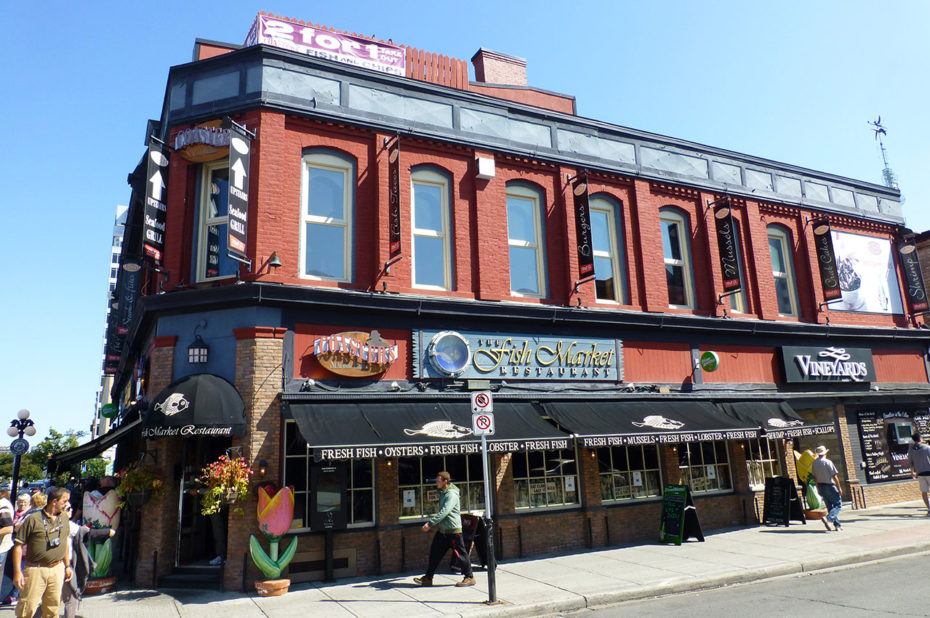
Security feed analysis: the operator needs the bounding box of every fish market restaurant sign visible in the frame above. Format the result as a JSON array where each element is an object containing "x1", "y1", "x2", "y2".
[
  {"x1": 414, "y1": 330, "x2": 622, "y2": 381},
  {"x1": 781, "y1": 346, "x2": 876, "y2": 383}
]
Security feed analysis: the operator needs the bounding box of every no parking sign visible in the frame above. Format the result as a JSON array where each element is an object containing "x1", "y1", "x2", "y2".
[{"x1": 471, "y1": 391, "x2": 495, "y2": 436}]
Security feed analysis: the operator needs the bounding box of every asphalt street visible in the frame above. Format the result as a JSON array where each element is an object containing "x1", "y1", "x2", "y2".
[{"x1": 575, "y1": 552, "x2": 930, "y2": 617}]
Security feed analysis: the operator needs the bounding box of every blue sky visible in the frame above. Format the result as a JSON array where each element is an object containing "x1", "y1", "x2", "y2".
[{"x1": 1, "y1": 1, "x2": 927, "y2": 445}]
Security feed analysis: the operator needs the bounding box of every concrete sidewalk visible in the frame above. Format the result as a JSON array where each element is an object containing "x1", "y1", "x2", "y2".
[{"x1": 44, "y1": 500, "x2": 930, "y2": 617}]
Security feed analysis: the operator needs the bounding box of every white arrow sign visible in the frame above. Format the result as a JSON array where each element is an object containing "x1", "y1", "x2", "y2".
[
  {"x1": 231, "y1": 158, "x2": 247, "y2": 191},
  {"x1": 149, "y1": 170, "x2": 165, "y2": 202}
]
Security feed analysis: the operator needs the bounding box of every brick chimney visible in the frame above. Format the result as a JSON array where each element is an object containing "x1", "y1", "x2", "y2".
[{"x1": 471, "y1": 48, "x2": 527, "y2": 86}]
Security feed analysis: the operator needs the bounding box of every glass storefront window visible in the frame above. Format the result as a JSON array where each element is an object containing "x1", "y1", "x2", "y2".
[
  {"x1": 398, "y1": 454, "x2": 485, "y2": 519},
  {"x1": 678, "y1": 441, "x2": 732, "y2": 493},
  {"x1": 512, "y1": 448, "x2": 580, "y2": 509},
  {"x1": 597, "y1": 444, "x2": 662, "y2": 502},
  {"x1": 741, "y1": 438, "x2": 783, "y2": 490}
]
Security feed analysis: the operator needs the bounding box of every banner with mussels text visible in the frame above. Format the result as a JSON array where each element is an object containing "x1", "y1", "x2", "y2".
[
  {"x1": 226, "y1": 123, "x2": 251, "y2": 258},
  {"x1": 712, "y1": 198, "x2": 741, "y2": 292},
  {"x1": 898, "y1": 242, "x2": 929, "y2": 313},
  {"x1": 572, "y1": 172, "x2": 595, "y2": 279},
  {"x1": 812, "y1": 219, "x2": 841, "y2": 301},
  {"x1": 143, "y1": 141, "x2": 169, "y2": 265}
]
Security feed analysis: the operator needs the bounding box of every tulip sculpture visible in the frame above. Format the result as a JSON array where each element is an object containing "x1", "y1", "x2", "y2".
[
  {"x1": 250, "y1": 485, "x2": 298, "y2": 594},
  {"x1": 82, "y1": 488, "x2": 121, "y2": 591}
]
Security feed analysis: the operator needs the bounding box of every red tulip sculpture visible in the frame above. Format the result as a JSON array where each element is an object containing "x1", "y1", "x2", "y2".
[{"x1": 249, "y1": 485, "x2": 299, "y2": 579}]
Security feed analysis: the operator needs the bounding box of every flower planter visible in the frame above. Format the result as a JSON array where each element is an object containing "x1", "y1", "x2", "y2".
[
  {"x1": 126, "y1": 490, "x2": 151, "y2": 507},
  {"x1": 804, "y1": 508, "x2": 828, "y2": 520},
  {"x1": 83, "y1": 576, "x2": 117, "y2": 596},
  {"x1": 255, "y1": 578, "x2": 290, "y2": 597},
  {"x1": 224, "y1": 490, "x2": 239, "y2": 504}
]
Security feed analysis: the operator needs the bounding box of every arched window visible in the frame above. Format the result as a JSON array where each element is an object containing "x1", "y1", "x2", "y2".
[
  {"x1": 659, "y1": 208, "x2": 696, "y2": 308},
  {"x1": 589, "y1": 195, "x2": 628, "y2": 304},
  {"x1": 506, "y1": 183, "x2": 548, "y2": 297},
  {"x1": 411, "y1": 168, "x2": 453, "y2": 290},
  {"x1": 300, "y1": 151, "x2": 355, "y2": 282},
  {"x1": 767, "y1": 225, "x2": 799, "y2": 316}
]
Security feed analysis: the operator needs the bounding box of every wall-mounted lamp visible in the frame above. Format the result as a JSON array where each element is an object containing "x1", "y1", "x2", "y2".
[
  {"x1": 187, "y1": 320, "x2": 209, "y2": 364},
  {"x1": 258, "y1": 459, "x2": 268, "y2": 477},
  {"x1": 268, "y1": 253, "x2": 282, "y2": 270}
]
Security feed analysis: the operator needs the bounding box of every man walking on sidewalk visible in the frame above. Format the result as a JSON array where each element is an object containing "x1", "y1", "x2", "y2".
[
  {"x1": 413, "y1": 471, "x2": 476, "y2": 587},
  {"x1": 12, "y1": 487, "x2": 72, "y2": 618},
  {"x1": 812, "y1": 445, "x2": 843, "y2": 531},
  {"x1": 907, "y1": 432, "x2": 930, "y2": 515}
]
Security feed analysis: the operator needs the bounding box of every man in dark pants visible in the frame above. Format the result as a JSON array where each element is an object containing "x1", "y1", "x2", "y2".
[
  {"x1": 907, "y1": 431, "x2": 930, "y2": 515},
  {"x1": 413, "y1": 471, "x2": 476, "y2": 587}
]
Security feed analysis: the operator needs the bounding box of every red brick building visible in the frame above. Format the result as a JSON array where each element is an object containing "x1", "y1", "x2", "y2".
[{"x1": 91, "y1": 14, "x2": 930, "y2": 591}]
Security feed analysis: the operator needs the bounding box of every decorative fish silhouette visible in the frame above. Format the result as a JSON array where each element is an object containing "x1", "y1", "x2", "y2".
[
  {"x1": 767, "y1": 418, "x2": 803, "y2": 428},
  {"x1": 404, "y1": 421, "x2": 473, "y2": 439},
  {"x1": 155, "y1": 393, "x2": 190, "y2": 417},
  {"x1": 631, "y1": 415, "x2": 684, "y2": 430}
]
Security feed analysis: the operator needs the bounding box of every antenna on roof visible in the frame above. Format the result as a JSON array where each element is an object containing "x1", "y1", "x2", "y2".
[{"x1": 868, "y1": 116, "x2": 899, "y2": 190}]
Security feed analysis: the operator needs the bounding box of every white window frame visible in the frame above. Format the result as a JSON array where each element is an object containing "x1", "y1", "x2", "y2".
[
  {"x1": 678, "y1": 440, "x2": 733, "y2": 495},
  {"x1": 767, "y1": 225, "x2": 799, "y2": 317},
  {"x1": 506, "y1": 184, "x2": 548, "y2": 298},
  {"x1": 660, "y1": 209, "x2": 696, "y2": 309},
  {"x1": 742, "y1": 438, "x2": 783, "y2": 491},
  {"x1": 195, "y1": 159, "x2": 235, "y2": 282},
  {"x1": 282, "y1": 420, "x2": 375, "y2": 531},
  {"x1": 411, "y1": 168, "x2": 452, "y2": 290},
  {"x1": 590, "y1": 195, "x2": 628, "y2": 304},
  {"x1": 300, "y1": 151, "x2": 354, "y2": 282}
]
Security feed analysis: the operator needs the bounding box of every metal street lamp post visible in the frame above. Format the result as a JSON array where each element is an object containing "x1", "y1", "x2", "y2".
[{"x1": 8, "y1": 409, "x2": 36, "y2": 502}]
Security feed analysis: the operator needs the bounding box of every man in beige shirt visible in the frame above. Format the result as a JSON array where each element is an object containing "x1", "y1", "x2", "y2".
[{"x1": 12, "y1": 487, "x2": 72, "y2": 618}]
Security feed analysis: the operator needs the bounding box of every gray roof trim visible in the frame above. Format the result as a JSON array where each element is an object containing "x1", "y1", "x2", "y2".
[{"x1": 162, "y1": 44, "x2": 902, "y2": 225}]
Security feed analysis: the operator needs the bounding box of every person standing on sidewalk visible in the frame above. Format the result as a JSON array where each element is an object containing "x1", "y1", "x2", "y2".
[
  {"x1": 907, "y1": 432, "x2": 930, "y2": 515},
  {"x1": 11, "y1": 487, "x2": 72, "y2": 618},
  {"x1": 413, "y1": 471, "x2": 476, "y2": 587},
  {"x1": 812, "y1": 445, "x2": 843, "y2": 531}
]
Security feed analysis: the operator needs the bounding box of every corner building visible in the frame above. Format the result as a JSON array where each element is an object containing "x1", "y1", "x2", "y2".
[{"x1": 108, "y1": 14, "x2": 930, "y2": 590}]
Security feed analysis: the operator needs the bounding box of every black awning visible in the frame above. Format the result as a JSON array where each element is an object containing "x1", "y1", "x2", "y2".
[
  {"x1": 541, "y1": 401, "x2": 759, "y2": 448},
  {"x1": 48, "y1": 418, "x2": 142, "y2": 472},
  {"x1": 144, "y1": 373, "x2": 246, "y2": 438},
  {"x1": 716, "y1": 402, "x2": 834, "y2": 438},
  {"x1": 287, "y1": 400, "x2": 571, "y2": 460}
]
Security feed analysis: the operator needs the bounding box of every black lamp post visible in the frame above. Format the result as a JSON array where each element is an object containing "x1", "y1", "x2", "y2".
[{"x1": 8, "y1": 409, "x2": 36, "y2": 502}]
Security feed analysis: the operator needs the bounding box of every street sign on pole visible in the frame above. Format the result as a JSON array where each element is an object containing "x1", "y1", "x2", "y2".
[
  {"x1": 472, "y1": 412, "x2": 495, "y2": 436},
  {"x1": 471, "y1": 389, "x2": 498, "y2": 603},
  {"x1": 471, "y1": 391, "x2": 493, "y2": 414}
]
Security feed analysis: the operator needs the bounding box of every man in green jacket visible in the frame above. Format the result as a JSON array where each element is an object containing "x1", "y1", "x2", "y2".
[{"x1": 414, "y1": 471, "x2": 476, "y2": 587}]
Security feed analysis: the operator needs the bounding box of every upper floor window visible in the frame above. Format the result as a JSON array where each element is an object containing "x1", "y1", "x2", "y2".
[
  {"x1": 506, "y1": 184, "x2": 547, "y2": 297},
  {"x1": 411, "y1": 168, "x2": 453, "y2": 290},
  {"x1": 590, "y1": 196, "x2": 628, "y2": 304},
  {"x1": 767, "y1": 225, "x2": 799, "y2": 316},
  {"x1": 195, "y1": 160, "x2": 237, "y2": 281},
  {"x1": 301, "y1": 151, "x2": 355, "y2": 282},
  {"x1": 660, "y1": 208, "x2": 696, "y2": 308}
]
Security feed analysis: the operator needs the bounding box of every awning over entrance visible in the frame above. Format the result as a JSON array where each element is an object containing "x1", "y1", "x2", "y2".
[
  {"x1": 287, "y1": 401, "x2": 571, "y2": 460},
  {"x1": 48, "y1": 418, "x2": 142, "y2": 472},
  {"x1": 144, "y1": 373, "x2": 246, "y2": 438},
  {"x1": 716, "y1": 402, "x2": 834, "y2": 438},
  {"x1": 541, "y1": 401, "x2": 759, "y2": 448}
]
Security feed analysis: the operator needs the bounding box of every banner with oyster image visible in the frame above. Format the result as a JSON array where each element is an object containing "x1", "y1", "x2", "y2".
[{"x1": 830, "y1": 230, "x2": 903, "y2": 314}]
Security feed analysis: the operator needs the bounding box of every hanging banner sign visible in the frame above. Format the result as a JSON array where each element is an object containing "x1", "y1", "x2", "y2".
[
  {"x1": 388, "y1": 140, "x2": 402, "y2": 258},
  {"x1": 227, "y1": 123, "x2": 251, "y2": 257},
  {"x1": 143, "y1": 140, "x2": 169, "y2": 265},
  {"x1": 245, "y1": 14, "x2": 405, "y2": 76},
  {"x1": 812, "y1": 219, "x2": 841, "y2": 301},
  {"x1": 572, "y1": 172, "x2": 595, "y2": 279},
  {"x1": 712, "y1": 198, "x2": 741, "y2": 292},
  {"x1": 173, "y1": 122, "x2": 230, "y2": 163},
  {"x1": 898, "y1": 242, "x2": 929, "y2": 312}
]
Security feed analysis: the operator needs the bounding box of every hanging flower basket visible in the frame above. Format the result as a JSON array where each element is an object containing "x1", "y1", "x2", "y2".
[
  {"x1": 126, "y1": 490, "x2": 152, "y2": 507},
  {"x1": 200, "y1": 455, "x2": 253, "y2": 515},
  {"x1": 115, "y1": 461, "x2": 166, "y2": 508}
]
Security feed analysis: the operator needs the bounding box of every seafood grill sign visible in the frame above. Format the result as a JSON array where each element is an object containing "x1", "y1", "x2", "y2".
[
  {"x1": 414, "y1": 330, "x2": 622, "y2": 381},
  {"x1": 245, "y1": 14, "x2": 405, "y2": 76},
  {"x1": 780, "y1": 346, "x2": 876, "y2": 383}
]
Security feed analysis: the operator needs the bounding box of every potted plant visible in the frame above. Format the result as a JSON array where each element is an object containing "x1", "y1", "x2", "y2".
[
  {"x1": 115, "y1": 461, "x2": 166, "y2": 507},
  {"x1": 200, "y1": 455, "x2": 252, "y2": 515},
  {"x1": 250, "y1": 485, "x2": 298, "y2": 596}
]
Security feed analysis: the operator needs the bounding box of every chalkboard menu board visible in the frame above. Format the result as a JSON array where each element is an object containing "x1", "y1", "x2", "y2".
[
  {"x1": 762, "y1": 477, "x2": 805, "y2": 526},
  {"x1": 659, "y1": 484, "x2": 704, "y2": 545},
  {"x1": 857, "y1": 410, "x2": 930, "y2": 483}
]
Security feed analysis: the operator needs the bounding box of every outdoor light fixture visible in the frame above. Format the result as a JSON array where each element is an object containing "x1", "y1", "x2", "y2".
[
  {"x1": 187, "y1": 335, "x2": 209, "y2": 364},
  {"x1": 122, "y1": 260, "x2": 142, "y2": 273},
  {"x1": 258, "y1": 459, "x2": 268, "y2": 477},
  {"x1": 8, "y1": 409, "x2": 36, "y2": 501},
  {"x1": 268, "y1": 252, "x2": 282, "y2": 269}
]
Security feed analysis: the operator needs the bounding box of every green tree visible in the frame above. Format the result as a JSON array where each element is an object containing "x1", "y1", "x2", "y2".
[{"x1": 10, "y1": 428, "x2": 85, "y2": 486}]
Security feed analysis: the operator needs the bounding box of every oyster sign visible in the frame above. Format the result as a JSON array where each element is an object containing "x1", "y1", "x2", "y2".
[
  {"x1": 781, "y1": 346, "x2": 876, "y2": 383},
  {"x1": 312, "y1": 331, "x2": 398, "y2": 377}
]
